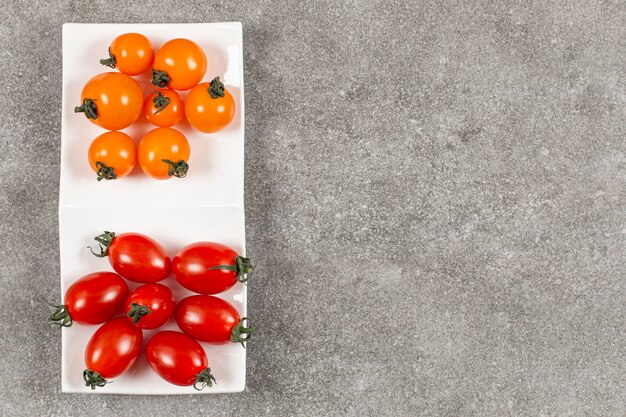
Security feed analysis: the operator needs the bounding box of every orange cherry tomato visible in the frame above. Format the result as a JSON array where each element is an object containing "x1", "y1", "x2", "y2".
[
  {"x1": 150, "y1": 39, "x2": 207, "y2": 91},
  {"x1": 138, "y1": 128, "x2": 190, "y2": 180},
  {"x1": 75, "y1": 73, "x2": 143, "y2": 130},
  {"x1": 100, "y1": 33, "x2": 154, "y2": 76},
  {"x1": 185, "y1": 77, "x2": 235, "y2": 133},
  {"x1": 88, "y1": 131, "x2": 137, "y2": 181},
  {"x1": 143, "y1": 89, "x2": 184, "y2": 127}
]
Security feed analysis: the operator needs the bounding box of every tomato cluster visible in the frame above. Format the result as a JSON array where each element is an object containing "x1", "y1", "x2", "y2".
[
  {"x1": 76, "y1": 33, "x2": 237, "y2": 181},
  {"x1": 49, "y1": 231, "x2": 254, "y2": 390}
]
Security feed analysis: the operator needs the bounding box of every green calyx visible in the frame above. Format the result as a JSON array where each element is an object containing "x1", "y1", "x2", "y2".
[
  {"x1": 193, "y1": 368, "x2": 217, "y2": 391},
  {"x1": 231, "y1": 317, "x2": 253, "y2": 348},
  {"x1": 127, "y1": 302, "x2": 152, "y2": 324},
  {"x1": 99, "y1": 47, "x2": 117, "y2": 68},
  {"x1": 95, "y1": 161, "x2": 117, "y2": 181},
  {"x1": 83, "y1": 369, "x2": 110, "y2": 390},
  {"x1": 150, "y1": 70, "x2": 171, "y2": 88},
  {"x1": 208, "y1": 76, "x2": 225, "y2": 99},
  {"x1": 74, "y1": 98, "x2": 98, "y2": 119},
  {"x1": 88, "y1": 231, "x2": 116, "y2": 258},
  {"x1": 162, "y1": 159, "x2": 189, "y2": 178},
  {"x1": 152, "y1": 91, "x2": 171, "y2": 115},
  {"x1": 48, "y1": 303, "x2": 73, "y2": 328},
  {"x1": 208, "y1": 256, "x2": 255, "y2": 284}
]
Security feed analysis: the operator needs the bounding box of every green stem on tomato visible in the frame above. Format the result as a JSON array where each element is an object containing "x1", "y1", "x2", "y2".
[
  {"x1": 150, "y1": 70, "x2": 171, "y2": 88},
  {"x1": 230, "y1": 317, "x2": 253, "y2": 348},
  {"x1": 161, "y1": 159, "x2": 189, "y2": 178},
  {"x1": 88, "y1": 231, "x2": 116, "y2": 258},
  {"x1": 127, "y1": 302, "x2": 152, "y2": 324},
  {"x1": 208, "y1": 77, "x2": 225, "y2": 99},
  {"x1": 207, "y1": 256, "x2": 255, "y2": 284},
  {"x1": 99, "y1": 47, "x2": 117, "y2": 68},
  {"x1": 193, "y1": 368, "x2": 216, "y2": 390},
  {"x1": 152, "y1": 91, "x2": 171, "y2": 115},
  {"x1": 95, "y1": 161, "x2": 117, "y2": 182},
  {"x1": 47, "y1": 302, "x2": 73, "y2": 328},
  {"x1": 74, "y1": 98, "x2": 98, "y2": 119},
  {"x1": 83, "y1": 369, "x2": 110, "y2": 390}
]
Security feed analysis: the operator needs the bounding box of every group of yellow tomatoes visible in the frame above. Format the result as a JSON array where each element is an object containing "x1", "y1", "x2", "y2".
[{"x1": 76, "y1": 33, "x2": 235, "y2": 180}]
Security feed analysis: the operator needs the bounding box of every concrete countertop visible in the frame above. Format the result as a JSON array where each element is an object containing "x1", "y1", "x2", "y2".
[{"x1": 0, "y1": 1, "x2": 623, "y2": 416}]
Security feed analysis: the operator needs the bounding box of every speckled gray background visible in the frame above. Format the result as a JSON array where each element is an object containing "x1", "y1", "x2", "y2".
[{"x1": 0, "y1": 0, "x2": 624, "y2": 416}]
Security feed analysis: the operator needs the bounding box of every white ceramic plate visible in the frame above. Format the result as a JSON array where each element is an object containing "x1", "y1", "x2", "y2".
[{"x1": 59, "y1": 23, "x2": 246, "y2": 394}]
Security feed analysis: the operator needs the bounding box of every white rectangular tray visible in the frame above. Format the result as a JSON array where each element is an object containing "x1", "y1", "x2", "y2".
[{"x1": 59, "y1": 23, "x2": 246, "y2": 394}]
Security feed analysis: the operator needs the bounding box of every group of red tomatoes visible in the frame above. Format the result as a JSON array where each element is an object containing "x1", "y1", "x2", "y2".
[
  {"x1": 76, "y1": 33, "x2": 236, "y2": 181},
  {"x1": 50, "y1": 231, "x2": 253, "y2": 390}
]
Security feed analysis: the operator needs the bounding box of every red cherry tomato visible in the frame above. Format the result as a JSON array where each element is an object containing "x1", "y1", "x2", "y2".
[
  {"x1": 172, "y1": 242, "x2": 253, "y2": 295},
  {"x1": 83, "y1": 317, "x2": 143, "y2": 389},
  {"x1": 125, "y1": 283, "x2": 175, "y2": 329},
  {"x1": 90, "y1": 231, "x2": 171, "y2": 283},
  {"x1": 145, "y1": 331, "x2": 216, "y2": 389},
  {"x1": 175, "y1": 295, "x2": 252, "y2": 346},
  {"x1": 48, "y1": 272, "x2": 128, "y2": 327}
]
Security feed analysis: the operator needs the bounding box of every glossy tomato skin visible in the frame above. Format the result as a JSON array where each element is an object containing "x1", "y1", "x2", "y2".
[
  {"x1": 104, "y1": 33, "x2": 154, "y2": 75},
  {"x1": 146, "y1": 331, "x2": 210, "y2": 386},
  {"x1": 173, "y1": 242, "x2": 239, "y2": 295},
  {"x1": 138, "y1": 127, "x2": 190, "y2": 180},
  {"x1": 185, "y1": 82, "x2": 236, "y2": 133},
  {"x1": 64, "y1": 272, "x2": 128, "y2": 325},
  {"x1": 143, "y1": 89, "x2": 184, "y2": 127},
  {"x1": 77, "y1": 72, "x2": 143, "y2": 130},
  {"x1": 85, "y1": 317, "x2": 143, "y2": 378},
  {"x1": 87, "y1": 131, "x2": 137, "y2": 180},
  {"x1": 151, "y1": 39, "x2": 206, "y2": 90},
  {"x1": 125, "y1": 283, "x2": 175, "y2": 329},
  {"x1": 108, "y1": 233, "x2": 171, "y2": 283},
  {"x1": 175, "y1": 295, "x2": 240, "y2": 343}
]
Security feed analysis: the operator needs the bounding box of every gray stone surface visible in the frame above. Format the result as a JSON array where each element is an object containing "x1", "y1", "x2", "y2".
[{"x1": 0, "y1": 0, "x2": 624, "y2": 416}]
